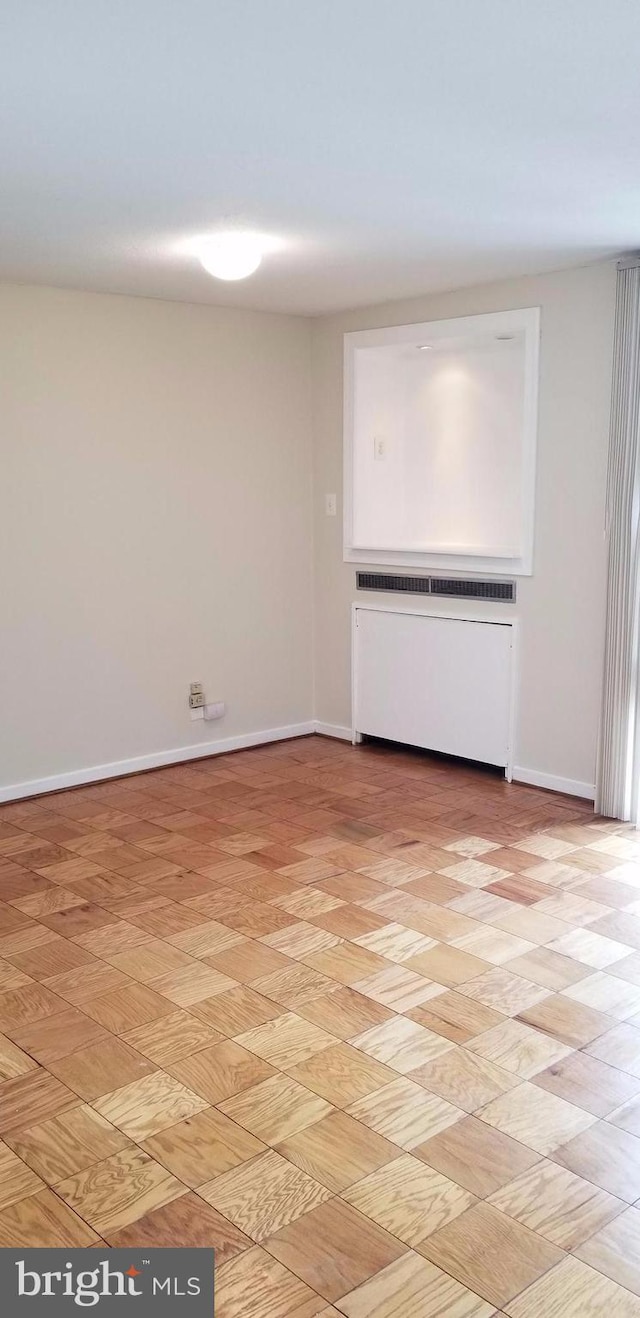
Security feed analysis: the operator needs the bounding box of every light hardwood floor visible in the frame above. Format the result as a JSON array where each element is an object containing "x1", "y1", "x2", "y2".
[{"x1": 2, "y1": 735, "x2": 640, "y2": 1314}]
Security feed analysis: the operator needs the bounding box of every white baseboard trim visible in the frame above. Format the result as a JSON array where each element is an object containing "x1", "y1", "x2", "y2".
[
  {"x1": 0, "y1": 722, "x2": 316, "y2": 804},
  {"x1": 313, "y1": 721, "x2": 352, "y2": 741},
  {"x1": 513, "y1": 765, "x2": 595, "y2": 801}
]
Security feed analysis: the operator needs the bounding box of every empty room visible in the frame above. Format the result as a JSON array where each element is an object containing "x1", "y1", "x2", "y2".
[{"x1": 3, "y1": 2, "x2": 640, "y2": 1315}]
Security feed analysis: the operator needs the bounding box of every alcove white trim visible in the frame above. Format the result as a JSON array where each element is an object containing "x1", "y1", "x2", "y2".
[{"x1": 344, "y1": 307, "x2": 540, "y2": 575}]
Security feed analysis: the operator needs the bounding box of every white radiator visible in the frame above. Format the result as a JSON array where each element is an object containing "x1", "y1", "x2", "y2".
[{"x1": 352, "y1": 605, "x2": 516, "y2": 777}]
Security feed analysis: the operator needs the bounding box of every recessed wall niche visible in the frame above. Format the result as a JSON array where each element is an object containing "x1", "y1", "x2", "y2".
[{"x1": 343, "y1": 307, "x2": 540, "y2": 575}]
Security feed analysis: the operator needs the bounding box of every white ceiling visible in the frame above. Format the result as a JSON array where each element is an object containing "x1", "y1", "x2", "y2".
[{"x1": 3, "y1": 1, "x2": 640, "y2": 316}]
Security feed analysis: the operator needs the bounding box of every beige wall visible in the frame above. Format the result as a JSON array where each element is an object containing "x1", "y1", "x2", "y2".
[
  {"x1": 0, "y1": 262, "x2": 616, "y2": 800},
  {"x1": 0, "y1": 284, "x2": 314, "y2": 794},
  {"x1": 311, "y1": 262, "x2": 616, "y2": 795}
]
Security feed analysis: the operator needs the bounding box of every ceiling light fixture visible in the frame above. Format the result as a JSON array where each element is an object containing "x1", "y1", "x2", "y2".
[
  {"x1": 417, "y1": 344, "x2": 432, "y2": 351},
  {"x1": 198, "y1": 232, "x2": 265, "y2": 281}
]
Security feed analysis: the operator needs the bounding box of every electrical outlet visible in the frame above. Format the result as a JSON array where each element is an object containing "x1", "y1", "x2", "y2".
[
  {"x1": 373, "y1": 435, "x2": 387, "y2": 461},
  {"x1": 189, "y1": 692, "x2": 205, "y2": 708}
]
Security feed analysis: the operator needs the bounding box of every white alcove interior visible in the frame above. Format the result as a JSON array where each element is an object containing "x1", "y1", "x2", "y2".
[{"x1": 344, "y1": 307, "x2": 540, "y2": 575}]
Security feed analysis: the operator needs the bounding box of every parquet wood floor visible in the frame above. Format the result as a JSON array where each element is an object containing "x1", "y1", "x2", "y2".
[{"x1": 2, "y1": 734, "x2": 640, "y2": 1314}]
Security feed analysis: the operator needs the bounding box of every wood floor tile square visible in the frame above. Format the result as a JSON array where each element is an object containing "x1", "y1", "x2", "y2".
[
  {"x1": 533, "y1": 1049, "x2": 640, "y2": 1116},
  {"x1": 336, "y1": 1252, "x2": 495, "y2": 1318},
  {"x1": 0, "y1": 1032, "x2": 39, "y2": 1079},
  {"x1": 304, "y1": 945, "x2": 389, "y2": 987},
  {"x1": 489, "y1": 1157, "x2": 623, "y2": 1251},
  {"x1": 440, "y1": 858, "x2": 511, "y2": 888},
  {"x1": 352, "y1": 965, "x2": 445, "y2": 1012},
  {"x1": 206, "y1": 940, "x2": 294, "y2": 984},
  {"x1": 261, "y1": 922, "x2": 341, "y2": 961},
  {"x1": 276, "y1": 1110, "x2": 399, "y2": 1193},
  {"x1": 590, "y1": 909, "x2": 640, "y2": 950},
  {"x1": 318, "y1": 872, "x2": 388, "y2": 905},
  {"x1": 308, "y1": 906, "x2": 389, "y2": 941},
  {"x1": 452, "y1": 927, "x2": 535, "y2": 966},
  {"x1": 504, "y1": 1255, "x2": 640, "y2": 1318},
  {"x1": 108, "y1": 1191, "x2": 251, "y2": 1261},
  {"x1": 0, "y1": 983, "x2": 64, "y2": 1032},
  {"x1": 0, "y1": 961, "x2": 46, "y2": 995},
  {"x1": 0, "y1": 1186, "x2": 99, "y2": 1246},
  {"x1": 56, "y1": 1145, "x2": 186, "y2": 1235},
  {"x1": 533, "y1": 891, "x2": 611, "y2": 925},
  {"x1": 585, "y1": 1021, "x2": 640, "y2": 1075},
  {"x1": 275, "y1": 888, "x2": 347, "y2": 920},
  {"x1": 219, "y1": 1073, "x2": 333, "y2": 1144},
  {"x1": 236, "y1": 1013, "x2": 336, "y2": 1070},
  {"x1": 9, "y1": 1007, "x2": 109, "y2": 1064},
  {"x1": 295, "y1": 987, "x2": 394, "y2": 1041},
  {"x1": 141, "y1": 1106, "x2": 264, "y2": 1186},
  {"x1": 79, "y1": 981, "x2": 175, "y2": 1034},
  {"x1": 459, "y1": 967, "x2": 549, "y2": 1015},
  {"x1": 93, "y1": 1070, "x2": 208, "y2": 1140},
  {"x1": 75, "y1": 921, "x2": 154, "y2": 963},
  {"x1": 215, "y1": 1245, "x2": 326, "y2": 1318},
  {"x1": 347, "y1": 1077, "x2": 463, "y2": 1149},
  {"x1": 201, "y1": 1148, "x2": 332, "y2": 1241},
  {"x1": 609, "y1": 951, "x2": 640, "y2": 986},
  {"x1": 608, "y1": 1091, "x2": 640, "y2": 1136},
  {"x1": 6, "y1": 937, "x2": 96, "y2": 982},
  {"x1": 7, "y1": 1103, "x2": 129, "y2": 1182},
  {"x1": 466, "y1": 1018, "x2": 572, "y2": 1078},
  {"x1": 0, "y1": 1068, "x2": 79, "y2": 1135},
  {"x1": 493, "y1": 907, "x2": 570, "y2": 946},
  {"x1": 417, "y1": 1200, "x2": 563, "y2": 1307},
  {"x1": 351, "y1": 1017, "x2": 453, "y2": 1074},
  {"x1": 495, "y1": 1154, "x2": 624, "y2": 1244},
  {"x1": 121, "y1": 1009, "x2": 222, "y2": 1065},
  {"x1": 49, "y1": 1036, "x2": 157, "y2": 1099},
  {"x1": 503, "y1": 946, "x2": 590, "y2": 991},
  {"x1": 576, "y1": 1204, "x2": 640, "y2": 1296},
  {"x1": 0, "y1": 1140, "x2": 44, "y2": 1209},
  {"x1": 548, "y1": 928, "x2": 633, "y2": 968},
  {"x1": 407, "y1": 990, "x2": 505, "y2": 1043},
  {"x1": 553, "y1": 1119, "x2": 640, "y2": 1201},
  {"x1": 402, "y1": 874, "x2": 470, "y2": 905},
  {"x1": 148, "y1": 962, "x2": 238, "y2": 1007},
  {"x1": 43, "y1": 962, "x2": 131, "y2": 1005},
  {"x1": 192, "y1": 985, "x2": 287, "y2": 1036},
  {"x1": 168, "y1": 1040, "x2": 275, "y2": 1105},
  {"x1": 352, "y1": 923, "x2": 435, "y2": 964},
  {"x1": 479, "y1": 1081, "x2": 595, "y2": 1153},
  {"x1": 413, "y1": 1047, "x2": 518, "y2": 1111},
  {"x1": 404, "y1": 944, "x2": 490, "y2": 987},
  {"x1": 253, "y1": 962, "x2": 340, "y2": 1009},
  {"x1": 415, "y1": 1112, "x2": 540, "y2": 1197},
  {"x1": 563, "y1": 969, "x2": 640, "y2": 1019},
  {"x1": 108, "y1": 939, "x2": 194, "y2": 981},
  {"x1": 343, "y1": 1153, "x2": 475, "y2": 1245},
  {"x1": 288, "y1": 1042, "x2": 395, "y2": 1106},
  {"x1": 265, "y1": 1197, "x2": 407, "y2": 1303},
  {"x1": 168, "y1": 920, "x2": 245, "y2": 959},
  {"x1": 517, "y1": 993, "x2": 612, "y2": 1047}
]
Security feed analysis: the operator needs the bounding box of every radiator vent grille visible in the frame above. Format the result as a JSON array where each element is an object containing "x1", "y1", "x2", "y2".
[
  {"x1": 356, "y1": 573, "x2": 430, "y2": 594},
  {"x1": 356, "y1": 572, "x2": 515, "y2": 602}
]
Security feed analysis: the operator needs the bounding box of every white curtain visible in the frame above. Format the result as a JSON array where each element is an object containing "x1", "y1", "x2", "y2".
[{"x1": 596, "y1": 257, "x2": 640, "y2": 821}]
